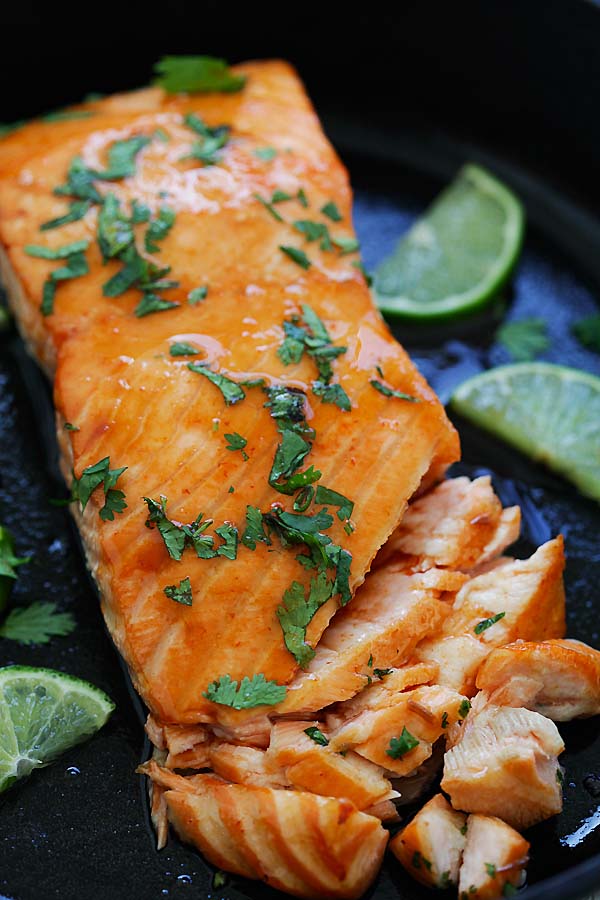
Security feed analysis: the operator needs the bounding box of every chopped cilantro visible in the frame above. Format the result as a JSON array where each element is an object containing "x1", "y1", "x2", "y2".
[
  {"x1": 263, "y1": 385, "x2": 312, "y2": 435},
  {"x1": 386, "y1": 727, "x2": 420, "y2": 759},
  {"x1": 254, "y1": 146, "x2": 277, "y2": 161},
  {"x1": 374, "y1": 668, "x2": 393, "y2": 679},
  {"x1": 241, "y1": 506, "x2": 272, "y2": 550},
  {"x1": 304, "y1": 726, "x2": 329, "y2": 746},
  {"x1": 0, "y1": 601, "x2": 75, "y2": 645},
  {"x1": 203, "y1": 673, "x2": 286, "y2": 709},
  {"x1": 254, "y1": 192, "x2": 284, "y2": 222},
  {"x1": 188, "y1": 285, "x2": 208, "y2": 304},
  {"x1": 502, "y1": 886, "x2": 518, "y2": 898},
  {"x1": 187, "y1": 362, "x2": 246, "y2": 405},
  {"x1": 95, "y1": 135, "x2": 151, "y2": 181},
  {"x1": 312, "y1": 381, "x2": 351, "y2": 411},
  {"x1": 154, "y1": 56, "x2": 246, "y2": 94},
  {"x1": 496, "y1": 318, "x2": 549, "y2": 361},
  {"x1": 97, "y1": 194, "x2": 134, "y2": 261},
  {"x1": 572, "y1": 313, "x2": 600, "y2": 354},
  {"x1": 485, "y1": 863, "x2": 497, "y2": 878},
  {"x1": 320, "y1": 201, "x2": 342, "y2": 222},
  {"x1": 144, "y1": 496, "x2": 214, "y2": 560},
  {"x1": 163, "y1": 576, "x2": 193, "y2": 606},
  {"x1": 278, "y1": 305, "x2": 348, "y2": 398},
  {"x1": 224, "y1": 432, "x2": 248, "y2": 460},
  {"x1": 279, "y1": 245, "x2": 311, "y2": 269},
  {"x1": 42, "y1": 109, "x2": 94, "y2": 123},
  {"x1": 333, "y1": 235, "x2": 360, "y2": 254},
  {"x1": 25, "y1": 239, "x2": 89, "y2": 259},
  {"x1": 64, "y1": 422, "x2": 79, "y2": 431},
  {"x1": 459, "y1": 699, "x2": 471, "y2": 718},
  {"x1": 293, "y1": 219, "x2": 331, "y2": 249},
  {"x1": 297, "y1": 188, "x2": 309, "y2": 208},
  {"x1": 169, "y1": 342, "x2": 200, "y2": 357},
  {"x1": 269, "y1": 430, "x2": 315, "y2": 493},
  {"x1": 145, "y1": 206, "x2": 176, "y2": 252},
  {"x1": 212, "y1": 872, "x2": 227, "y2": 890},
  {"x1": 130, "y1": 199, "x2": 151, "y2": 223},
  {"x1": 277, "y1": 572, "x2": 333, "y2": 666},
  {"x1": 183, "y1": 121, "x2": 230, "y2": 166},
  {"x1": 314, "y1": 486, "x2": 354, "y2": 522},
  {"x1": 441, "y1": 711, "x2": 449, "y2": 729},
  {"x1": 40, "y1": 200, "x2": 92, "y2": 231},
  {"x1": 271, "y1": 189, "x2": 292, "y2": 203},
  {"x1": 135, "y1": 294, "x2": 179, "y2": 317},
  {"x1": 215, "y1": 523, "x2": 238, "y2": 560},
  {"x1": 370, "y1": 379, "x2": 418, "y2": 402},
  {"x1": 474, "y1": 612, "x2": 505, "y2": 635},
  {"x1": 72, "y1": 456, "x2": 127, "y2": 521},
  {"x1": 54, "y1": 155, "x2": 102, "y2": 202},
  {"x1": 0, "y1": 525, "x2": 30, "y2": 609},
  {"x1": 293, "y1": 486, "x2": 315, "y2": 512}
]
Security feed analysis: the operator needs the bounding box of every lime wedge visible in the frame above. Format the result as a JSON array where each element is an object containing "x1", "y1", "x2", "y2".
[
  {"x1": 451, "y1": 363, "x2": 600, "y2": 502},
  {"x1": 0, "y1": 666, "x2": 114, "y2": 793},
  {"x1": 374, "y1": 163, "x2": 525, "y2": 322}
]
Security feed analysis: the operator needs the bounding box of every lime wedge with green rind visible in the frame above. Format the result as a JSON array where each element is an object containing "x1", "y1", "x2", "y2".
[
  {"x1": 0, "y1": 666, "x2": 114, "y2": 793},
  {"x1": 451, "y1": 363, "x2": 600, "y2": 502},
  {"x1": 374, "y1": 163, "x2": 525, "y2": 322}
]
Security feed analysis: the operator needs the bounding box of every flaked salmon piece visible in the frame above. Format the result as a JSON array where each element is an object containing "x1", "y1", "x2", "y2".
[
  {"x1": 0, "y1": 60, "x2": 459, "y2": 727},
  {"x1": 158, "y1": 771, "x2": 389, "y2": 899},
  {"x1": 458, "y1": 814, "x2": 529, "y2": 899},
  {"x1": 328, "y1": 684, "x2": 469, "y2": 776},
  {"x1": 415, "y1": 538, "x2": 566, "y2": 697},
  {"x1": 208, "y1": 742, "x2": 290, "y2": 788},
  {"x1": 476, "y1": 639, "x2": 600, "y2": 721},
  {"x1": 376, "y1": 476, "x2": 503, "y2": 572},
  {"x1": 415, "y1": 634, "x2": 490, "y2": 696},
  {"x1": 442, "y1": 705, "x2": 564, "y2": 830},
  {"x1": 276, "y1": 568, "x2": 451, "y2": 716},
  {"x1": 470, "y1": 506, "x2": 521, "y2": 572},
  {"x1": 159, "y1": 722, "x2": 211, "y2": 769},
  {"x1": 325, "y1": 661, "x2": 439, "y2": 730},
  {"x1": 267, "y1": 720, "x2": 394, "y2": 809},
  {"x1": 364, "y1": 799, "x2": 401, "y2": 823},
  {"x1": 389, "y1": 793, "x2": 467, "y2": 890},
  {"x1": 210, "y1": 716, "x2": 272, "y2": 749}
]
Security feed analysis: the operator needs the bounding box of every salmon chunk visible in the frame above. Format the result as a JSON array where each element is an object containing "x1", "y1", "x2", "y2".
[
  {"x1": 208, "y1": 742, "x2": 290, "y2": 789},
  {"x1": 442, "y1": 705, "x2": 564, "y2": 829},
  {"x1": 328, "y1": 684, "x2": 470, "y2": 776},
  {"x1": 458, "y1": 814, "x2": 529, "y2": 899},
  {"x1": 276, "y1": 568, "x2": 451, "y2": 715},
  {"x1": 389, "y1": 793, "x2": 467, "y2": 889},
  {"x1": 476, "y1": 639, "x2": 600, "y2": 721},
  {"x1": 163, "y1": 773, "x2": 389, "y2": 899},
  {"x1": 267, "y1": 720, "x2": 394, "y2": 809}
]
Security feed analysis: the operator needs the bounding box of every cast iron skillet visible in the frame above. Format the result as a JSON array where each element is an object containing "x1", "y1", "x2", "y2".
[{"x1": 1, "y1": 37, "x2": 600, "y2": 900}]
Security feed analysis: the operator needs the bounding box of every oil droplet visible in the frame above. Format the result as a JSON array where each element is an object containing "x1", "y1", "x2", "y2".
[
  {"x1": 177, "y1": 875, "x2": 192, "y2": 885},
  {"x1": 66, "y1": 766, "x2": 80, "y2": 776}
]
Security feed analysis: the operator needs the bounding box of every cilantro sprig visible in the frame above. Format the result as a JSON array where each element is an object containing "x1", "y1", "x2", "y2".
[
  {"x1": 496, "y1": 318, "x2": 550, "y2": 361},
  {"x1": 154, "y1": 56, "x2": 246, "y2": 94},
  {"x1": 187, "y1": 362, "x2": 246, "y2": 405},
  {"x1": 72, "y1": 456, "x2": 127, "y2": 522},
  {"x1": 164, "y1": 576, "x2": 193, "y2": 606},
  {"x1": 386, "y1": 727, "x2": 420, "y2": 759},
  {"x1": 143, "y1": 496, "x2": 237, "y2": 561},
  {"x1": 203, "y1": 673, "x2": 286, "y2": 709},
  {"x1": 0, "y1": 601, "x2": 75, "y2": 645},
  {"x1": 0, "y1": 525, "x2": 30, "y2": 610}
]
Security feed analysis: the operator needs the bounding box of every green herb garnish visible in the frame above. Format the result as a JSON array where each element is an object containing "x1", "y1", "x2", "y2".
[
  {"x1": 279, "y1": 245, "x2": 311, "y2": 269},
  {"x1": 42, "y1": 109, "x2": 94, "y2": 123},
  {"x1": 320, "y1": 201, "x2": 342, "y2": 222},
  {"x1": 224, "y1": 432, "x2": 249, "y2": 460},
  {"x1": 485, "y1": 863, "x2": 497, "y2": 878},
  {"x1": 474, "y1": 612, "x2": 505, "y2": 634},
  {"x1": 254, "y1": 146, "x2": 277, "y2": 161},
  {"x1": 0, "y1": 601, "x2": 75, "y2": 645},
  {"x1": 496, "y1": 318, "x2": 549, "y2": 361},
  {"x1": 572, "y1": 314, "x2": 600, "y2": 354},
  {"x1": 254, "y1": 193, "x2": 284, "y2": 222},
  {"x1": 386, "y1": 727, "x2": 420, "y2": 759},
  {"x1": 72, "y1": 456, "x2": 127, "y2": 522},
  {"x1": 187, "y1": 362, "x2": 246, "y2": 405},
  {"x1": 203, "y1": 673, "x2": 286, "y2": 709},
  {"x1": 304, "y1": 726, "x2": 329, "y2": 746},
  {"x1": 145, "y1": 206, "x2": 176, "y2": 252},
  {"x1": 155, "y1": 56, "x2": 246, "y2": 94},
  {"x1": 40, "y1": 200, "x2": 92, "y2": 232},
  {"x1": 163, "y1": 576, "x2": 193, "y2": 606},
  {"x1": 135, "y1": 294, "x2": 179, "y2": 318},
  {"x1": 25, "y1": 240, "x2": 89, "y2": 259},
  {"x1": 170, "y1": 342, "x2": 200, "y2": 357},
  {"x1": 297, "y1": 188, "x2": 309, "y2": 208},
  {"x1": 370, "y1": 378, "x2": 418, "y2": 402},
  {"x1": 188, "y1": 285, "x2": 208, "y2": 304},
  {"x1": 459, "y1": 699, "x2": 471, "y2": 718},
  {"x1": 241, "y1": 506, "x2": 272, "y2": 550},
  {"x1": 314, "y1": 486, "x2": 354, "y2": 522},
  {"x1": 277, "y1": 572, "x2": 333, "y2": 666},
  {"x1": 374, "y1": 668, "x2": 393, "y2": 679}
]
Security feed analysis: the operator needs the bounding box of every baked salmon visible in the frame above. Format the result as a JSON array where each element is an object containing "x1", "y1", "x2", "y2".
[{"x1": 0, "y1": 60, "x2": 458, "y2": 727}]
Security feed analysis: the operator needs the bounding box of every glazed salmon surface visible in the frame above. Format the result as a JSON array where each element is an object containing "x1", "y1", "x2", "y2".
[{"x1": 0, "y1": 60, "x2": 458, "y2": 725}]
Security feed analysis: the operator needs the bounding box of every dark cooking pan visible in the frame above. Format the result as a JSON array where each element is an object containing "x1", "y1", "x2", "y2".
[{"x1": 0, "y1": 3, "x2": 599, "y2": 898}]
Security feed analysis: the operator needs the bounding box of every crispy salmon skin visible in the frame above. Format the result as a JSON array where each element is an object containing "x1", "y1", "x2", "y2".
[{"x1": 0, "y1": 60, "x2": 458, "y2": 726}]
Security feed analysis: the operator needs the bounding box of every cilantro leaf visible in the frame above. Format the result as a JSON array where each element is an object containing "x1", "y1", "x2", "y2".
[
  {"x1": 215, "y1": 523, "x2": 238, "y2": 560},
  {"x1": 269, "y1": 430, "x2": 312, "y2": 491},
  {"x1": 333, "y1": 236, "x2": 360, "y2": 254},
  {"x1": 254, "y1": 193, "x2": 284, "y2": 222},
  {"x1": 320, "y1": 201, "x2": 342, "y2": 222},
  {"x1": 254, "y1": 146, "x2": 277, "y2": 161},
  {"x1": 441, "y1": 711, "x2": 449, "y2": 729},
  {"x1": 459, "y1": 699, "x2": 472, "y2": 718},
  {"x1": 370, "y1": 379, "x2": 418, "y2": 402},
  {"x1": 187, "y1": 362, "x2": 246, "y2": 405},
  {"x1": 164, "y1": 576, "x2": 193, "y2": 606},
  {"x1": 271, "y1": 190, "x2": 292, "y2": 203},
  {"x1": 224, "y1": 432, "x2": 248, "y2": 460},
  {"x1": 312, "y1": 381, "x2": 351, "y2": 411},
  {"x1": 0, "y1": 525, "x2": 30, "y2": 609},
  {"x1": 135, "y1": 293, "x2": 179, "y2": 318},
  {"x1": 474, "y1": 612, "x2": 505, "y2": 634},
  {"x1": 572, "y1": 314, "x2": 600, "y2": 354},
  {"x1": 279, "y1": 245, "x2": 311, "y2": 269},
  {"x1": 241, "y1": 506, "x2": 272, "y2": 550},
  {"x1": 130, "y1": 199, "x2": 151, "y2": 223},
  {"x1": 54, "y1": 156, "x2": 102, "y2": 202},
  {"x1": 145, "y1": 206, "x2": 176, "y2": 253},
  {"x1": 263, "y1": 385, "x2": 312, "y2": 435},
  {"x1": 40, "y1": 249, "x2": 90, "y2": 316},
  {"x1": 374, "y1": 668, "x2": 393, "y2": 679},
  {"x1": 485, "y1": 863, "x2": 497, "y2": 878},
  {"x1": 188, "y1": 285, "x2": 208, "y2": 304},
  {"x1": 154, "y1": 56, "x2": 246, "y2": 94},
  {"x1": 97, "y1": 194, "x2": 133, "y2": 261},
  {"x1": 95, "y1": 135, "x2": 151, "y2": 181},
  {"x1": 64, "y1": 422, "x2": 79, "y2": 431},
  {"x1": 277, "y1": 572, "x2": 333, "y2": 666},
  {"x1": 170, "y1": 342, "x2": 200, "y2": 357},
  {"x1": 40, "y1": 200, "x2": 92, "y2": 231},
  {"x1": 203, "y1": 673, "x2": 286, "y2": 709},
  {"x1": 143, "y1": 496, "x2": 188, "y2": 560},
  {"x1": 386, "y1": 727, "x2": 420, "y2": 759},
  {"x1": 304, "y1": 726, "x2": 329, "y2": 746},
  {"x1": 293, "y1": 219, "x2": 330, "y2": 245},
  {"x1": 314, "y1": 486, "x2": 354, "y2": 521},
  {"x1": 293, "y1": 486, "x2": 315, "y2": 512},
  {"x1": 496, "y1": 318, "x2": 550, "y2": 361},
  {"x1": 0, "y1": 601, "x2": 75, "y2": 645},
  {"x1": 72, "y1": 457, "x2": 127, "y2": 521},
  {"x1": 297, "y1": 188, "x2": 309, "y2": 208},
  {"x1": 25, "y1": 240, "x2": 89, "y2": 259}
]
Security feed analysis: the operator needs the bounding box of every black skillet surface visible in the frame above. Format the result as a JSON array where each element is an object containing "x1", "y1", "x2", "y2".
[{"x1": 1, "y1": 21, "x2": 600, "y2": 900}]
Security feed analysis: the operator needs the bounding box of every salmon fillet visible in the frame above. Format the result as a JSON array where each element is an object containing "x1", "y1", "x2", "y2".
[{"x1": 0, "y1": 60, "x2": 458, "y2": 726}]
